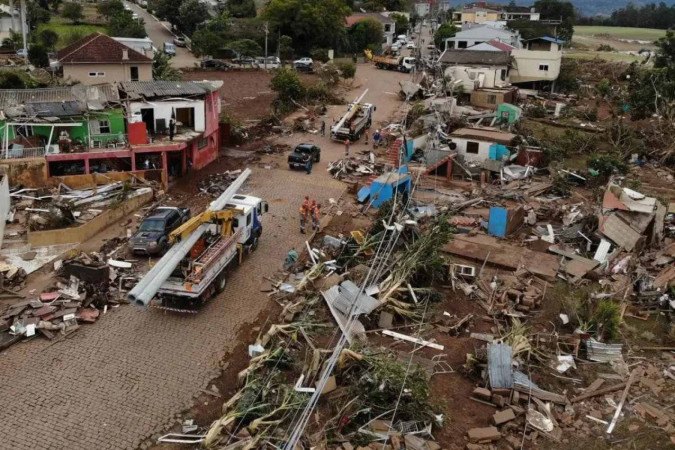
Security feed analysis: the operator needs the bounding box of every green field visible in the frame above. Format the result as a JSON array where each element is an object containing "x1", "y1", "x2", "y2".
[
  {"x1": 37, "y1": 22, "x2": 107, "y2": 50},
  {"x1": 574, "y1": 26, "x2": 667, "y2": 41},
  {"x1": 564, "y1": 50, "x2": 645, "y2": 63}
]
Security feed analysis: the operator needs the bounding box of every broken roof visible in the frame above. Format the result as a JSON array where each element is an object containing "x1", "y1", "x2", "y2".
[
  {"x1": 0, "y1": 85, "x2": 120, "y2": 118},
  {"x1": 438, "y1": 49, "x2": 511, "y2": 66},
  {"x1": 450, "y1": 127, "x2": 516, "y2": 144},
  {"x1": 118, "y1": 81, "x2": 224, "y2": 100},
  {"x1": 57, "y1": 32, "x2": 152, "y2": 64}
]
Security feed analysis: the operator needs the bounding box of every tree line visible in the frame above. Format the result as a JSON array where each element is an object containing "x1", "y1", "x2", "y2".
[{"x1": 578, "y1": 2, "x2": 675, "y2": 29}]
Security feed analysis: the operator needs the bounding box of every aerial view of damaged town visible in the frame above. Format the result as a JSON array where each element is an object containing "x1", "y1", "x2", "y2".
[{"x1": 0, "y1": 0, "x2": 674, "y2": 448}]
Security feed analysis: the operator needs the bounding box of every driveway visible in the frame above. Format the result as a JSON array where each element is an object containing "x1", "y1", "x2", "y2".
[
  {"x1": 0, "y1": 63, "x2": 407, "y2": 450},
  {"x1": 124, "y1": 1, "x2": 199, "y2": 69}
]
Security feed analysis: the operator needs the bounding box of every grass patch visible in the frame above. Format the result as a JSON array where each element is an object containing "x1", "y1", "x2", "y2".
[
  {"x1": 563, "y1": 51, "x2": 644, "y2": 63},
  {"x1": 37, "y1": 22, "x2": 108, "y2": 49},
  {"x1": 574, "y1": 26, "x2": 667, "y2": 41}
]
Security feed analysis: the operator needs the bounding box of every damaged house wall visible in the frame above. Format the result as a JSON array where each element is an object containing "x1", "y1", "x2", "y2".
[
  {"x1": 128, "y1": 100, "x2": 206, "y2": 133},
  {"x1": 0, "y1": 174, "x2": 8, "y2": 247}
]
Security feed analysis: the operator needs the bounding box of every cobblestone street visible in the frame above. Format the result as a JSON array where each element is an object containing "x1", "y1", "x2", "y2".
[{"x1": 0, "y1": 64, "x2": 407, "y2": 449}]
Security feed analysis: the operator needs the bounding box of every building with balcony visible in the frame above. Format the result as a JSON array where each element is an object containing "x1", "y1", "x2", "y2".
[{"x1": 0, "y1": 81, "x2": 223, "y2": 180}]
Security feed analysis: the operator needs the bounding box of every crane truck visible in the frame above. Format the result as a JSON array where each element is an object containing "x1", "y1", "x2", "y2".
[
  {"x1": 330, "y1": 89, "x2": 375, "y2": 142},
  {"x1": 128, "y1": 169, "x2": 268, "y2": 312}
]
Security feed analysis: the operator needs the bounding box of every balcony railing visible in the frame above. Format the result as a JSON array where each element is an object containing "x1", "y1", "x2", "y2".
[
  {"x1": 89, "y1": 133, "x2": 128, "y2": 149},
  {"x1": 2, "y1": 146, "x2": 48, "y2": 159}
]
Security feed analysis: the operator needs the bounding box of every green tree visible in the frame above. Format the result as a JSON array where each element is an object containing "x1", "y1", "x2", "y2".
[
  {"x1": 271, "y1": 67, "x2": 304, "y2": 102},
  {"x1": 97, "y1": 0, "x2": 125, "y2": 19},
  {"x1": 152, "y1": 51, "x2": 181, "y2": 80},
  {"x1": 390, "y1": 13, "x2": 409, "y2": 36},
  {"x1": 227, "y1": 38, "x2": 262, "y2": 56},
  {"x1": 178, "y1": 0, "x2": 209, "y2": 35},
  {"x1": 263, "y1": 0, "x2": 350, "y2": 54},
  {"x1": 109, "y1": 11, "x2": 147, "y2": 38},
  {"x1": 61, "y1": 2, "x2": 83, "y2": 24},
  {"x1": 278, "y1": 34, "x2": 293, "y2": 60},
  {"x1": 190, "y1": 12, "x2": 230, "y2": 57},
  {"x1": 227, "y1": 0, "x2": 256, "y2": 18},
  {"x1": 153, "y1": 0, "x2": 184, "y2": 27},
  {"x1": 654, "y1": 29, "x2": 675, "y2": 72},
  {"x1": 348, "y1": 18, "x2": 383, "y2": 52},
  {"x1": 532, "y1": 0, "x2": 575, "y2": 41},
  {"x1": 38, "y1": 29, "x2": 59, "y2": 50},
  {"x1": 0, "y1": 71, "x2": 34, "y2": 89},
  {"x1": 336, "y1": 61, "x2": 355, "y2": 78},
  {"x1": 434, "y1": 23, "x2": 458, "y2": 48},
  {"x1": 28, "y1": 44, "x2": 49, "y2": 67},
  {"x1": 27, "y1": 2, "x2": 51, "y2": 29}
]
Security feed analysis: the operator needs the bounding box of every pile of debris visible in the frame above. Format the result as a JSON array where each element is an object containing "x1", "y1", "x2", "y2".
[
  {"x1": 9, "y1": 181, "x2": 153, "y2": 232},
  {"x1": 198, "y1": 170, "x2": 243, "y2": 197},
  {"x1": 327, "y1": 155, "x2": 383, "y2": 181},
  {"x1": 0, "y1": 251, "x2": 137, "y2": 351}
]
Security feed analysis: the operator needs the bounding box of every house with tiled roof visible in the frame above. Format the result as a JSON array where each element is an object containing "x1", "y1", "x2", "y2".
[{"x1": 55, "y1": 33, "x2": 153, "y2": 85}]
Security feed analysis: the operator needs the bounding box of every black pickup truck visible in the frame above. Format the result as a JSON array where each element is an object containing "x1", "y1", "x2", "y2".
[
  {"x1": 128, "y1": 207, "x2": 191, "y2": 255},
  {"x1": 288, "y1": 144, "x2": 321, "y2": 170}
]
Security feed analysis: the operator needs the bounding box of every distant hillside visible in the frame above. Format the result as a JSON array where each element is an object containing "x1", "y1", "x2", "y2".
[{"x1": 481, "y1": 0, "x2": 675, "y2": 17}]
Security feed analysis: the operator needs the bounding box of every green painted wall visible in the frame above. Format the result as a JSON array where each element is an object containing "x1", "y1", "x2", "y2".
[{"x1": 0, "y1": 108, "x2": 126, "y2": 145}]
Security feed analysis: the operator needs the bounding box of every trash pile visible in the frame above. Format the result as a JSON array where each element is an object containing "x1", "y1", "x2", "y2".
[
  {"x1": 0, "y1": 251, "x2": 138, "y2": 351},
  {"x1": 327, "y1": 155, "x2": 383, "y2": 181},
  {"x1": 194, "y1": 204, "x2": 455, "y2": 448},
  {"x1": 9, "y1": 181, "x2": 153, "y2": 232},
  {"x1": 198, "y1": 170, "x2": 243, "y2": 197}
]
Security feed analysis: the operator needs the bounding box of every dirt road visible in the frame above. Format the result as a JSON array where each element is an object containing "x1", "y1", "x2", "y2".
[{"x1": 0, "y1": 63, "x2": 407, "y2": 450}]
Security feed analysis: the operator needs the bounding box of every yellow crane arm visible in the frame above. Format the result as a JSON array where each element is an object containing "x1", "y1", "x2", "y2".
[{"x1": 169, "y1": 209, "x2": 240, "y2": 244}]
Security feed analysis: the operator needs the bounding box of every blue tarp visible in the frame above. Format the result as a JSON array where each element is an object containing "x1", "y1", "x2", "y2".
[
  {"x1": 488, "y1": 206, "x2": 508, "y2": 238},
  {"x1": 357, "y1": 185, "x2": 371, "y2": 203},
  {"x1": 489, "y1": 144, "x2": 510, "y2": 161}
]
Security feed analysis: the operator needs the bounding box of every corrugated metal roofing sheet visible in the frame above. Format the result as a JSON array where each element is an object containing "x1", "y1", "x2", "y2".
[
  {"x1": 488, "y1": 343, "x2": 513, "y2": 389},
  {"x1": 586, "y1": 338, "x2": 623, "y2": 363},
  {"x1": 119, "y1": 81, "x2": 216, "y2": 99},
  {"x1": 0, "y1": 85, "x2": 119, "y2": 114},
  {"x1": 24, "y1": 101, "x2": 84, "y2": 117}
]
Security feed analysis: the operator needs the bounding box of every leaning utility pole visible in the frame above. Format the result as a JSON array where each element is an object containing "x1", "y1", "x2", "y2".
[
  {"x1": 19, "y1": 0, "x2": 27, "y2": 61},
  {"x1": 264, "y1": 22, "x2": 269, "y2": 70}
]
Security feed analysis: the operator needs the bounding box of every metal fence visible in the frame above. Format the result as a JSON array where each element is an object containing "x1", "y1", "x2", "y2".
[{"x1": 2, "y1": 146, "x2": 47, "y2": 159}]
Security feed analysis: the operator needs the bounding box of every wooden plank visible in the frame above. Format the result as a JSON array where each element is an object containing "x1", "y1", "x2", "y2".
[
  {"x1": 606, "y1": 368, "x2": 642, "y2": 434},
  {"x1": 382, "y1": 330, "x2": 444, "y2": 350},
  {"x1": 571, "y1": 382, "x2": 626, "y2": 403}
]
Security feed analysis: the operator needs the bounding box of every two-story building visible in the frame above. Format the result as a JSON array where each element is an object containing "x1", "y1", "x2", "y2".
[
  {"x1": 55, "y1": 33, "x2": 153, "y2": 85},
  {"x1": 346, "y1": 13, "x2": 396, "y2": 47},
  {"x1": 444, "y1": 25, "x2": 522, "y2": 51},
  {"x1": 452, "y1": 3, "x2": 541, "y2": 25},
  {"x1": 510, "y1": 36, "x2": 563, "y2": 85},
  {"x1": 0, "y1": 81, "x2": 222, "y2": 180}
]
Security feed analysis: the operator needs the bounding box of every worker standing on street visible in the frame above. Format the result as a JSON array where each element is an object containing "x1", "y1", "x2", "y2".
[
  {"x1": 300, "y1": 196, "x2": 311, "y2": 234},
  {"x1": 304, "y1": 154, "x2": 313, "y2": 175},
  {"x1": 312, "y1": 203, "x2": 322, "y2": 232},
  {"x1": 320, "y1": 120, "x2": 326, "y2": 136},
  {"x1": 344, "y1": 138, "x2": 351, "y2": 157}
]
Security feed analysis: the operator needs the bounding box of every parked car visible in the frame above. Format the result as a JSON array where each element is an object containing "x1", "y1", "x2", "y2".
[
  {"x1": 391, "y1": 43, "x2": 401, "y2": 52},
  {"x1": 293, "y1": 57, "x2": 313, "y2": 72},
  {"x1": 406, "y1": 42, "x2": 416, "y2": 49},
  {"x1": 132, "y1": 12, "x2": 139, "y2": 20},
  {"x1": 255, "y1": 56, "x2": 281, "y2": 69},
  {"x1": 233, "y1": 56, "x2": 256, "y2": 66},
  {"x1": 201, "y1": 58, "x2": 229, "y2": 69},
  {"x1": 288, "y1": 143, "x2": 320, "y2": 170},
  {"x1": 173, "y1": 36, "x2": 186, "y2": 47},
  {"x1": 163, "y1": 42, "x2": 176, "y2": 56},
  {"x1": 15, "y1": 48, "x2": 27, "y2": 58},
  {"x1": 426, "y1": 44, "x2": 436, "y2": 50},
  {"x1": 128, "y1": 207, "x2": 191, "y2": 255}
]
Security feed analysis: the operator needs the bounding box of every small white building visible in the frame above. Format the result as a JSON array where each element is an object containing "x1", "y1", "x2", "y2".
[
  {"x1": 449, "y1": 128, "x2": 516, "y2": 163},
  {"x1": 129, "y1": 99, "x2": 206, "y2": 134},
  {"x1": 414, "y1": 1, "x2": 430, "y2": 17},
  {"x1": 439, "y1": 50, "x2": 511, "y2": 93},
  {"x1": 444, "y1": 25, "x2": 521, "y2": 51}
]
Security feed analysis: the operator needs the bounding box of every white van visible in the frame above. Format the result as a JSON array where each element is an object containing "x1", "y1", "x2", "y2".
[{"x1": 255, "y1": 56, "x2": 281, "y2": 69}]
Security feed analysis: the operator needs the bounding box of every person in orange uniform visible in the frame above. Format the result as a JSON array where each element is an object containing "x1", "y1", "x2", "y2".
[
  {"x1": 311, "y1": 202, "x2": 322, "y2": 232},
  {"x1": 300, "y1": 196, "x2": 311, "y2": 234}
]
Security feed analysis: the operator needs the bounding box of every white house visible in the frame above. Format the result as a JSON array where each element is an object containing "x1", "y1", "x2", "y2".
[
  {"x1": 414, "y1": 1, "x2": 430, "y2": 17},
  {"x1": 438, "y1": 50, "x2": 511, "y2": 93},
  {"x1": 449, "y1": 128, "x2": 516, "y2": 163},
  {"x1": 129, "y1": 99, "x2": 206, "y2": 134},
  {"x1": 444, "y1": 25, "x2": 521, "y2": 51},
  {"x1": 510, "y1": 37, "x2": 563, "y2": 84}
]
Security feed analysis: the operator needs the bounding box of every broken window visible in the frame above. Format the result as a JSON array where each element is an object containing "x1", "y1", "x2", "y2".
[
  {"x1": 500, "y1": 69, "x2": 507, "y2": 81},
  {"x1": 487, "y1": 94, "x2": 497, "y2": 104},
  {"x1": 539, "y1": 64, "x2": 549, "y2": 71},
  {"x1": 16, "y1": 125, "x2": 33, "y2": 137},
  {"x1": 466, "y1": 141, "x2": 479, "y2": 154},
  {"x1": 458, "y1": 41, "x2": 468, "y2": 49},
  {"x1": 90, "y1": 119, "x2": 111, "y2": 135},
  {"x1": 384, "y1": 24, "x2": 391, "y2": 32}
]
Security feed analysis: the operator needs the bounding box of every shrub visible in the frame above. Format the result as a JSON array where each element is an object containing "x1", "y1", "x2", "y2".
[
  {"x1": 310, "y1": 48, "x2": 330, "y2": 63},
  {"x1": 335, "y1": 61, "x2": 356, "y2": 79},
  {"x1": 596, "y1": 78, "x2": 611, "y2": 97},
  {"x1": 596, "y1": 44, "x2": 615, "y2": 52},
  {"x1": 587, "y1": 152, "x2": 628, "y2": 178},
  {"x1": 590, "y1": 300, "x2": 621, "y2": 341}
]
